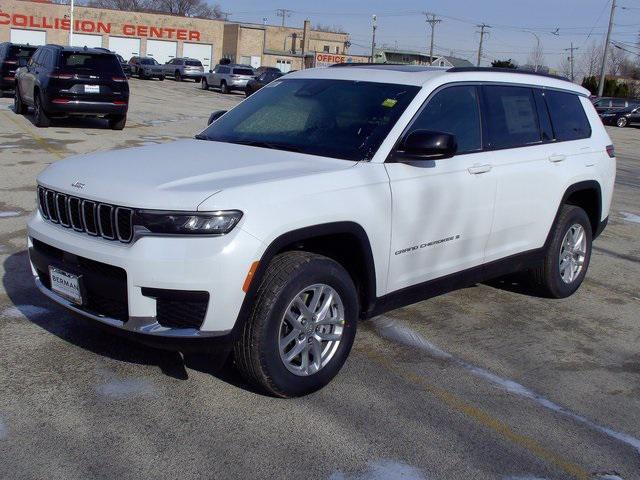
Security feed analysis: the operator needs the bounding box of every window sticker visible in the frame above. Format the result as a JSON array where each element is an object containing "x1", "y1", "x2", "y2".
[{"x1": 382, "y1": 98, "x2": 398, "y2": 108}]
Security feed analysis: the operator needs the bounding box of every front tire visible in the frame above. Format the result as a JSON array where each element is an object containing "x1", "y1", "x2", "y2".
[
  {"x1": 617, "y1": 117, "x2": 628, "y2": 128},
  {"x1": 220, "y1": 81, "x2": 228, "y2": 94},
  {"x1": 201, "y1": 78, "x2": 209, "y2": 90},
  {"x1": 14, "y1": 86, "x2": 27, "y2": 115},
  {"x1": 158, "y1": 75, "x2": 165, "y2": 81},
  {"x1": 530, "y1": 205, "x2": 592, "y2": 298},
  {"x1": 175, "y1": 71, "x2": 182, "y2": 82},
  {"x1": 34, "y1": 94, "x2": 50, "y2": 128},
  {"x1": 234, "y1": 251, "x2": 358, "y2": 397}
]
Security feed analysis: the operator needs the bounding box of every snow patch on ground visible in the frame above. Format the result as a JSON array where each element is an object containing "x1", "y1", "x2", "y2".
[
  {"x1": 330, "y1": 459, "x2": 427, "y2": 480},
  {"x1": 96, "y1": 378, "x2": 155, "y2": 399},
  {"x1": 620, "y1": 212, "x2": 640, "y2": 224},
  {"x1": 372, "y1": 315, "x2": 640, "y2": 456},
  {"x1": 1, "y1": 305, "x2": 49, "y2": 318},
  {"x1": 0, "y1": 211, "x2": 21, "y2": 218}
]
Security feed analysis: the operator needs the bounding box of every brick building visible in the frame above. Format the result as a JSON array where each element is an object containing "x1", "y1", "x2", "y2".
[{"x1": 0, "y1": 0, "x2": 360, "y2": 72}]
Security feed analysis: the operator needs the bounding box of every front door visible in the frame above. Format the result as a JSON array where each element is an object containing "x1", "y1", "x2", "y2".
[{"x1": 385, "y1": 85, "x2": 496, "y2": 293}]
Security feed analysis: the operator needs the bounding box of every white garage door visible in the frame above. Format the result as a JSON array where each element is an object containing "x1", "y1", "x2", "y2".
[
  {"x1": 10, "y1": 29, "x2": 46, "y2": 46},
  {"x1": 71, "y1": 33, "x2": 103, "y2": 48},
  {"x1": 182, "y1": 43, "x2": 212, "y2": 70},
  {"x1": 108, "y1": 37, "x2": 140, "y2": 62},
  {"x1": 146, "y1": 40, "x2": 177, "y2": 65}
]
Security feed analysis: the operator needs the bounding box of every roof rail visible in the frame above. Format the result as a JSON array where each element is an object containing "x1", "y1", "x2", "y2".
[
  {"x1": 329, "y1": 62, "x2": 405, "y2": 67},
  {"x1": 447, "y1": 66, "x2": 570, "y2": 82}
]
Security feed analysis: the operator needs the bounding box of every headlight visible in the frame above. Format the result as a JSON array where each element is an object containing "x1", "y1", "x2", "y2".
[{"x1": 135, "y1": 210, "x2": 243, "y2": 235}]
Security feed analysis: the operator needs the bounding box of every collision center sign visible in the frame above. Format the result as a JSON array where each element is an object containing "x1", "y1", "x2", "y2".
[
  {"x1": 0, "y1": 11, "x2": 201, "y2": 41},
  {"x1": 314, "y1": 53, "x2": 365, "y2": 68}
]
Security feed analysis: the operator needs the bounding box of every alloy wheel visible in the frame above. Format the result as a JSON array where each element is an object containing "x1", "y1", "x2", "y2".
[
  {"x1": 559, "y1": 223, "x2": 587, "y2": 284},
  {"x1": 278, "y1": 284, "x2": 345, "y2": 376}
]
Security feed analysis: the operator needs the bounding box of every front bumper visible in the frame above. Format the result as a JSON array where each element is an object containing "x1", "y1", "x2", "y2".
[{"x1": 28, "y1": 211, "x2": 263, "y2": 344}]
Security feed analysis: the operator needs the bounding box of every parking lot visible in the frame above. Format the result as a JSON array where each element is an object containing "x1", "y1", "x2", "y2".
[{"x1": 1, "y1": 78, "x2": 639, "y2": 479}]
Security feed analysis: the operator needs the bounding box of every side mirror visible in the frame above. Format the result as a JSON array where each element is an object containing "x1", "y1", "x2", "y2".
[
  {"x1": 208, "y1": 110, "x2": 227, "y2": 125},
  {"x1": 208, "y1": 69, "x2": 213, "y2": 73},
  {"x1": 399, "y1": 130, "x2": 457, "y2": 160}
]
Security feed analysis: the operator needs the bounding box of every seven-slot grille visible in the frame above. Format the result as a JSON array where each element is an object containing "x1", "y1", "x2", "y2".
[{"x1": 37, "y1": 186, "x2": 133, "y2": 243}]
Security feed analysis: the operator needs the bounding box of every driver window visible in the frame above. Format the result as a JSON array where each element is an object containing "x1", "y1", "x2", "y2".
[{"x1": 408, "y1": 85, "x2": 482, "y2": 154}]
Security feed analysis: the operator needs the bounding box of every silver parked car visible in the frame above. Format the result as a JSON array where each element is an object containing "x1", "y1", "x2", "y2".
[
  {"x1": 162, "y1": 57, "x2": 204, "y2": 82},
  {"x1": 201, "y1": 63, "x2": 255, "y2": 94}
]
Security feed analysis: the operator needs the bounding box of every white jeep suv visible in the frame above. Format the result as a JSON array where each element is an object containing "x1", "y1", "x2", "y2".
[{"x1": 28, "y1": 65, "x2": 615, "y2": 397}]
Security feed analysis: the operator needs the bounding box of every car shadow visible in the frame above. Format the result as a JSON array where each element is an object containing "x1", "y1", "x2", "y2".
[
  {"x1": 483, "y1": 272, "x2": 547, "y2": 298},
  {"x1": 2, "y1": 250, "x2": 264, "y2": 394}
]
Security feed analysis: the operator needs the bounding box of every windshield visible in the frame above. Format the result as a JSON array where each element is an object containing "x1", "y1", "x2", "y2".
[
  {"x1": 197, "y1": 79, "x2": 419, "y2": 161},
  {"x1": 62, "y1": 53, "x2": 122, "y2": 73},
  {"x1": 141, "y1": 58, "x2": 158, "y2": 65}
]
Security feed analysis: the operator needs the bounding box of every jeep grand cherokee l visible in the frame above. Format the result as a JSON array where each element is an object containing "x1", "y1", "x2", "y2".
[
  {"x1": 28, "y1": 65, "x2": 615, "y2": 397},
  {"x1": 14, "y1": 45, "x2": 129, "y2": 129}
]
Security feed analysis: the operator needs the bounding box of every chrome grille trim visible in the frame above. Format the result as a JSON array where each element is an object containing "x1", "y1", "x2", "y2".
[
  {"x1": 37, "y1": 186, "x2": 134, "y2": 244},
  {"x1": 82, "y1": 200, "x2": 98, "y2": 236},
  {"x1": 98, "y1": 204, "x2": 115, "y2": 240}
]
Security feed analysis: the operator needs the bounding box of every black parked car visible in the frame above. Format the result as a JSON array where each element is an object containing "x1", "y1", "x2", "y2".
[
  {"x1": 245, "y1": 69, "x2": 284, "y2": 96},
  {"x1": 0, "y1": 42, "x2": 38, "y2": 95},
  {"x1": 600, "y1": 106, "x2": 640, "y2": 128},
  {"x1": 129, "y1": 56, "x2": 164, "y2": 80},
  {"x1": 592, "y1": 96, "x2": 640, "y2": 114},
  {"x1": 14, "y1": 45, "x2": 129, "y2": 129}
]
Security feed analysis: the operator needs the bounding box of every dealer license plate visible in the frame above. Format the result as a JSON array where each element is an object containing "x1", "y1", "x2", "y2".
[
  {"x1": 49, "y1": 267, "x2": 83, "y2": 305},
  {"x1": 84, "y1": 85, "x2": 100, "y2": 94}
]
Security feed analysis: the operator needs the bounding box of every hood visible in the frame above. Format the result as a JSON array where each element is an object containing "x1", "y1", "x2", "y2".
[{"x1": 37, "y1": 139, "x2": 355, "y2": 210}]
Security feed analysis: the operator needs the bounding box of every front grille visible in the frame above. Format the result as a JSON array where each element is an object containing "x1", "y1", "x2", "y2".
[{"x1": 37, "y1": 186, "x2": 133, "y2": 243}]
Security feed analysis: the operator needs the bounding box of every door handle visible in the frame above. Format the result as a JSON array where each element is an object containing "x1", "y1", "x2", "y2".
[
  {"x1": 467, "y1": 164, "x2": 492, "y2": 175},
  {"x1": 549, "y1": 154, "x2": 566, "y2": 163}
]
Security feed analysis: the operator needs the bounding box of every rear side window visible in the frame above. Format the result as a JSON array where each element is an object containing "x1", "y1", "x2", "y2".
[
  {"x1": 233, "y1": 68, "x2": 254, "y2": 76},
  {"x1": 7, "y1": 45, "x2": 37, "y2": 63},
  {"x1": 186, "y1": 60, "x2": 202, "y2": 66},
  {"x1": 545, "y1": 91, "x2": 591, "y2": 141},
  {"x1": 483, "y1": 85, "x2": 541, "y2": 149},
  {"x1": 217, "y1": 66, "x2": 230, "y2": 74},
  {"x1": 410, "y1": 85, "x2": 482, "y2": 154},
  {"x1": 62, "y1": 53, "x2": 122, "y2": 73},
  {"x1": 612, "y1": 99, "x2": 625, "y2": 107}
]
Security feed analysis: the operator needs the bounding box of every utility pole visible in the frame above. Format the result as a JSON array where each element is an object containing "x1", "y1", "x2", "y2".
[
  {"x1": 370, "y1": 14, "x2": 377, "y2": 63},
  {"x1": 424, "y1": 13, "x2": 442, "y2": 65},
  {"x1": 598, "y1": 0, "x2": 616, "y2": 97},
  {"x1": 276, "y1": 8, "x2": 292, "y2": 27},
  {"x1": 564, "y1": 42, "x2": 579, "y2": 82},
  {"x1": 476, "y1": 24, "x2": 490, "y2": 67}
]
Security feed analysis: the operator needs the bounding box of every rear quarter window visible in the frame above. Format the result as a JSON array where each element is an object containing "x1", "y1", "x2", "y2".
[{"x1": 545, "y1": 90, "x2": 591, "y2": 141}]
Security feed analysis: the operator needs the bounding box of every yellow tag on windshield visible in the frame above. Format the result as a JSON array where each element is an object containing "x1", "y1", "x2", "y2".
[{"x1": 382, "y1": 98, "x2": 398, "y2": 108}]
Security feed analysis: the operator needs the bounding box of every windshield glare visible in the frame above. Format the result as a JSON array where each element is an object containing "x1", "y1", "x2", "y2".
[{"x1": 198, "y1": 79, "x2": 419, "y2": 161}]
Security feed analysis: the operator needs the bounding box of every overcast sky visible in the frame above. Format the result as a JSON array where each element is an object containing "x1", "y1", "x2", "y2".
[{"x1": 224, "y1": 0, "x2": 639, "y2": 68}]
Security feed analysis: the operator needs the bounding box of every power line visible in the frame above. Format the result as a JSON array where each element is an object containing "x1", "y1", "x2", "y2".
[
  {"x1": 276, "y1": 8, "x2": 292, "y2": 27},
  {"x1": 564, "y1": 43, "x2": 580, "y2": 81},
  {"x1": 476, "y1": 24, "x2": 491, "y2": 66},
  {"x1": 424, "y1": 13, "x2": 442, "y2": 65},
  {"x1": 598, "y1": 0, "x2": 616, "y2": 96}
]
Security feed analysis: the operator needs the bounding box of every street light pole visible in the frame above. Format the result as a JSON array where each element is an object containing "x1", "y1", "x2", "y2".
[
  {"x1": 370, "y1": 15, "x2": 377, "y2": 63},
  {"x1": 69, "y1": 0, "x2": 74, "y2": 46},
  {"x1": 523, "y1": 30, "x2": 541, "y2": 72}
]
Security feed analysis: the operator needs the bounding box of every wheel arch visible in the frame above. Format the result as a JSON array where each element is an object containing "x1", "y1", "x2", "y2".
[
  {"x1": 552, "y1": 180, "x2": 603, "y2": 242},
  {"x1": 234, "y1": 222, "x2": 377, "y2": 336}
]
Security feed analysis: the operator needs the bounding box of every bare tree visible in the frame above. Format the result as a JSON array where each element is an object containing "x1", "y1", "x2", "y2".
[
  {"x1": 526, "y1": 42, "x2": 545, "y2": 70},
  {"x1": 87, "y1": 0, "x2": 223, "y2": 18},
  {"x1": 607, "y1": 45, "x2": 626, "y2": 76},
  {"x1": 313, "y1": 24, "x2": 347, "y2": 34},
  {"x1": 87, "y1": 0, "x2": 148, "y2": 10},
  {"x1": 558, "y1": 55, "x2": 572, "y2": 78},
  {"x1": 578, "y1": 41, "x2": 602, "y2": 80}
]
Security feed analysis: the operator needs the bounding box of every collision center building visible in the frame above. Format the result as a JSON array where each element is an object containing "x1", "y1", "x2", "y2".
[{"x1": 0, "y1": 0, "x2": 367, "y2": 71}]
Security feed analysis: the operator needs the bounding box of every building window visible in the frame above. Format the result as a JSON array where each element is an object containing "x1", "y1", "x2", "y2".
[
  {"x1": 323, "y1": 45, "x2": 330, "y2": 53},
  {"x1": 335, "y1": 46, "x2": 339, "y2": 53}
]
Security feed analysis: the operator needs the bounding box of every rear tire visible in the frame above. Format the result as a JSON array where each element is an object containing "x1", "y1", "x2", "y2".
[
  {"x1": 529, "y1": 205, "x2": 592, "y2": 298},
  {"x1": 108, "y1": 114, "x2": 126, "y2": 130},
  {"x1": 158, "y1": 75, "x2": 165, "y2": 81},
  {"x1": 234, "y1": 251, "x2": 358, "y2": 397},
  {"x1": 617, "y1": 117, "x2": 628, "y2": 128},
  {"x1": 33, "y1": 94, "x2": 50, "y2": 128},
  {"x1": 175, "y1": 71, "x2": 182, "y2": 82},
  {"x1": 14, "y1": 86, "x2": 27, "y2": 115},
  {"x1": 220, "y1": 81, "x2": 228, "y2": 94}
]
